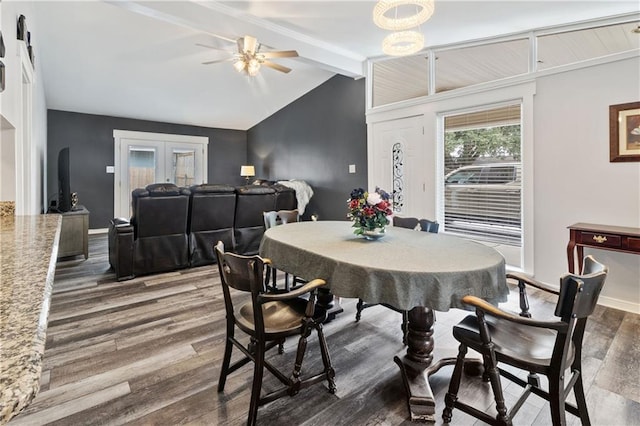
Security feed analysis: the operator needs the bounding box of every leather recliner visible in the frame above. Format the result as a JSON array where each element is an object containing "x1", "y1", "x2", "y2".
[
  {"x1": 109, "y1": 183, "x2": 190, "y2": 281},
  {"x1": 188, "y1": 183, "x2": 237, "y2": 267},
  {"x1": 273, "y1": 184, "x2": 297, "y2": 211},
  {"x1": 109, "y1": 182, "x2": 299, "y2": 280},
  {"x1": 233, "y1": 185, "x2": 276, "y2": 255}
]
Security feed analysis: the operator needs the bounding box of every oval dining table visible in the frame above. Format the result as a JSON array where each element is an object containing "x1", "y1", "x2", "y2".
[{"x1": 259, "y1": 220, "x2": 508, "y2": 422}]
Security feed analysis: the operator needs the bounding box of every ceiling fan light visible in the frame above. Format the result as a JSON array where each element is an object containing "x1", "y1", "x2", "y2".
[
  {"x1": 247, "y1": 58, "x2": 261, "y2": 76},
  {"x1": 233, "y1": 60, "x2": 246, "y2": 73},
  {"x1": 382, "y1": 31, "x2": 424, "y2": 56},
  {"x1": 373, "y1": 0, "x2": 435, "y2": 31}
]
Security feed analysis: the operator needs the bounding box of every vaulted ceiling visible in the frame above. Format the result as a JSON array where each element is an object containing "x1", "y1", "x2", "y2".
[{"x1": 27, "y1": 1, "x2": 640, "y2": 130}]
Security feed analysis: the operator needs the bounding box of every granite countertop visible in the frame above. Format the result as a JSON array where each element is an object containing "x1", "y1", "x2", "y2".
[{"x1": 0, "y1": 214, "x2": 61, "y2": 424}]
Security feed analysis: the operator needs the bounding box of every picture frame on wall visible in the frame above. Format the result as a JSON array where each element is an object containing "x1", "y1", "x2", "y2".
[{"x1": 609, "y1": 101, "x2": 640, "y2": 162}]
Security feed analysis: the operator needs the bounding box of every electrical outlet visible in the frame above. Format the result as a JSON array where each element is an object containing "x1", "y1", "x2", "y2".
[{"x1": 106, "y1": 166, "x2": 115, "y2": 173}]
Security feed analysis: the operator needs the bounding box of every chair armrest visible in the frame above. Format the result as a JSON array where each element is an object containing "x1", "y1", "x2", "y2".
[
  {"x1": 259, "y1": 279, "x2": 326, "y2": 302},
  {"x1": 110, "y1": 218, "x2": 133, "y2": 233},
  {"x1": 108, "y1": 218, "x2": 134, "y2": 281},
  {"x1": 507, "y1": 272, "x2": 559, "y2": 295},
  {"x1": 462, "y1": 295, "x2": 566, "y2": 331}
]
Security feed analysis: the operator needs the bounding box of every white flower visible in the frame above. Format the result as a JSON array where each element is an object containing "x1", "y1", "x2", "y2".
[{"x1": 367, "y1": 191, "x2": 382, "y2": 205}]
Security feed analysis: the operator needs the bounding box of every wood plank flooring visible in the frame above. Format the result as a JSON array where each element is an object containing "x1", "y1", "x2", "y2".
[{"x1": 9, "y1": 234, "x2": 640, "y2": 425}]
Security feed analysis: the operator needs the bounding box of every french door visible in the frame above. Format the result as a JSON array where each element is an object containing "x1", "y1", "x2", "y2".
[{"x1": 113, "y1": 130, "x2": 208, "y2": 219}]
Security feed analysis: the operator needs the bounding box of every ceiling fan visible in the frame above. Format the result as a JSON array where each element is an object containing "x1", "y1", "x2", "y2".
[{"x1": 198, "y1": 35, "x2": 298, "y2": 76}]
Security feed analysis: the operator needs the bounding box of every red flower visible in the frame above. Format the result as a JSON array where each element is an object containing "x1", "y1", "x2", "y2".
[{"x1": 376, "y1": 200, "x2": 389, "y2": 211}]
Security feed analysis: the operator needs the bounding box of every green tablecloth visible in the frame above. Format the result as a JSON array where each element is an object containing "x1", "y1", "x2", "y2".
[{"x1": 259, "y1": 221, "x2": 508, "y2": 312}]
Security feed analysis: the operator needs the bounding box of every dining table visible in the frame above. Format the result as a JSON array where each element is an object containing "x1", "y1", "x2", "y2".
[{"x1": 259, "y1": 220, "x2": 508, "y2": 422}]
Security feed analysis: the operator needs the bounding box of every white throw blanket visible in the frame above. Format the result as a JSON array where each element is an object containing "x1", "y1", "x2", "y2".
[{"x1": 277, "y1": 180, "x2": 314, "y2": 215}]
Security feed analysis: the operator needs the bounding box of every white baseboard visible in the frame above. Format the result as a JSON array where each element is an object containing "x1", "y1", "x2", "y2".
[
  {"x1": 598, "y1": 295, "x2": 640, "y2": 314},
  {"x1": 89, "y1": 228, "x2": 108, "y2": 235}
]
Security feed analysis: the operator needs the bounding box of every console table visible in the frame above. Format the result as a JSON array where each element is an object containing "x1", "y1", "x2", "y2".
[
  {"x1": 567, "y1": 223, "x2": 640, "y2": 273},
  {"x1": 58, "y1": 206, "x2": 89, "y2": 259}
]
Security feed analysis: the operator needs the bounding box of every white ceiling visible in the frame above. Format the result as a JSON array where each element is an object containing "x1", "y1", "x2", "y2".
[{"x1": 27, "y1": 1, "x2": 640, "y2": 130}]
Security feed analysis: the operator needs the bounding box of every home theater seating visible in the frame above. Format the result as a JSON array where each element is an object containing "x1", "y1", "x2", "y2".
[{"x1": 108, "y1": 182, "x2": 297, "y2": 281}]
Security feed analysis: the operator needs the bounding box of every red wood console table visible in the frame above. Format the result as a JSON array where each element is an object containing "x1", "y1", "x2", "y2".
[{"x1": 567, "y1": 223, "x2": 640, "y2": 273}]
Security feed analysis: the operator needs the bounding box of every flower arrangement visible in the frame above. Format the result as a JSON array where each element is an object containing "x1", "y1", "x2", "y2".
[{"x1": 347, "y1": 187, "x2": 393, "y2": 236}]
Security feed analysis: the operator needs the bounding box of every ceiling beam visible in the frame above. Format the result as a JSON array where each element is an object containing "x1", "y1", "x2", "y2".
[{"x1": 107, "y1": 0, "x2": 366, "y2": 78}]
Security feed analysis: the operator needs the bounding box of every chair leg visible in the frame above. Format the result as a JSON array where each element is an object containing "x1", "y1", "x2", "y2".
[
  {"x1": 284, "y1": 272, "x2": 291, "y2": 291},
  {"x1": 355, "y1": 299, "x2": 365, "y2": 322},
  {"x1": 265, "y1": 265, "x2": 281, "y2": 291},
  {"x1": 247, "y1": 340, "x2": 266, "y2": 426},
  {"x1": 573, "y1": 371, "x2": 591, "y2": 426},
  {"x1": 316, "y1": 322, "x2": 337, "y2": 393},
  {"x1": 290, "y1": 319, "x2": 312, "y2": 396},
  {"x1": 443, "y1": 343, "x2": 468, "y2": 423},
  {"x1": 483, "y1": 353, "x2": 510, "y2": 425},
  {"x1": 549, "y1": 376, "x2": 568, "y2": 426},
  {"x1": 218, "y1": 335, "x2": 234, "y2": 392}
]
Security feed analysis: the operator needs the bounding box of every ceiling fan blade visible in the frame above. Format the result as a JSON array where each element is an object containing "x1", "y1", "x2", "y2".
[
  {"x1": 196, "y1": 43, "x2": 224, "y2": 51},
  {"x1": 202, "y1": 58, "x2": 232, "y2": 65},
  {"x1": 243, "y1": 35, "x2": 258, "y2": 55},
  {"x1": 262, "y1": 50, "x2": 298, "y2": 59},
  {"x1": 263, "y1": 60, "x2": 292, "y2": 74}
]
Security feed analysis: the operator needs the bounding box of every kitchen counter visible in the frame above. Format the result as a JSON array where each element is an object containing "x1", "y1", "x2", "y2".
[{"x1": 0, "y1": 214, "x2": 61, "y2": 424}]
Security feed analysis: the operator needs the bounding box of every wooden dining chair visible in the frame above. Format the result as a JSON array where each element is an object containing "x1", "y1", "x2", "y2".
[
  {"x1": 214, "y1": 241, "x2": 336, "y2": 426},
  {"x1": 263, "y1": 209, "x2": 302, "y2": 291},
  {"x1": 418, "y1": 218, "x2": 439, "y2": 233},
  {"x1": 443, "y1": 255, "x2": 608, "y2": 426},
  {"x1": 355, "y1": 216, "x2": 438, "y2": 344},
  {"x1": 392, "y1": 215, "x2": 419, "y2": 230}
]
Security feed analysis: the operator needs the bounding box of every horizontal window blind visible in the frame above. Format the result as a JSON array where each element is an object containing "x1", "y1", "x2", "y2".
[
  {"x1": 444, "y1": 163, "x2": 521, "y2": 245},
  {"x1": 444, "y1": 105, "x2": 521, "y2": 131},
  {"x1": 442, "y1": 105, "x2": 522, "y2": 246}
]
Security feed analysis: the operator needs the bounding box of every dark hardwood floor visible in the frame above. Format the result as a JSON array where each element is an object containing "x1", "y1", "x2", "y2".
[{"x1": 9, "y1": 234, "x2": 640, "y2": 425}]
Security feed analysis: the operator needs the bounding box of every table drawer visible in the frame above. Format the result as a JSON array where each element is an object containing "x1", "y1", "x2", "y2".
[
  {"x1": 579, "y1": 232, "x2": 621, "y2": 248},
  {"x1": 628, "y1": 237, "x2": 640, "y2": 251}
]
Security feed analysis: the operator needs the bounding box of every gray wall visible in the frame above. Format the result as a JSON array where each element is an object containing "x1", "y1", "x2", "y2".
[
  {"x1": 247, "y1": 75, "x2": 367, "y2": 220},
  {"x1": 47, "y1": 110, "x2": 247, "y2": 228}
]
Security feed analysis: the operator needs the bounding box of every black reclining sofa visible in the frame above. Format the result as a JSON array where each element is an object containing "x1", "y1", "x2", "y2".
[{"x1": 108, "y1": 182, "x2": 296, "y2": 281}]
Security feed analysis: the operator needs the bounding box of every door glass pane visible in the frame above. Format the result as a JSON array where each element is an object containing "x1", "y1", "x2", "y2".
[
  {"x1": 129, "y1": 147, "x2": 156, "y2": 191},
  {"x1": 172, "y1": 149, "x2": 195, "y2": 187}
]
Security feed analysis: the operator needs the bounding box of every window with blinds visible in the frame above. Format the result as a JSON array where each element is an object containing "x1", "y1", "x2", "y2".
[{"x1": 442, "y1": 104, "x2": 522, "y2": 247}]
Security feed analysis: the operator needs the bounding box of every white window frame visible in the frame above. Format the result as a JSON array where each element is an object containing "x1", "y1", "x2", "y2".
[{"x1": 433, "y1": 84, "x2": 535, "y2": 273}]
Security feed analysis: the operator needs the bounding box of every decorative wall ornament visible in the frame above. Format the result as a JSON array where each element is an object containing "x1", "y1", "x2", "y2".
[{"x1": 392, "y1": 142, "x2": 404, "y2": 212}]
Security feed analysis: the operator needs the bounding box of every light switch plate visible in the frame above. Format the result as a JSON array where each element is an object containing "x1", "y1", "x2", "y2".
[{"x1": 349, "y1": 164, "x2": 356, "y2": 173}]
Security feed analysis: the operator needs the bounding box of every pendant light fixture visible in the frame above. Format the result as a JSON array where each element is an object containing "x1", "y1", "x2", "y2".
[
  {"x1": 382, "y1": 31, "x2": 425, "y2": 56},
  {"x1": 373, "y1": 0, "x2": 434, "y2": 56},
  {"x1": 373, "y1": 0, "x2": 435, "y2": 31}
]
